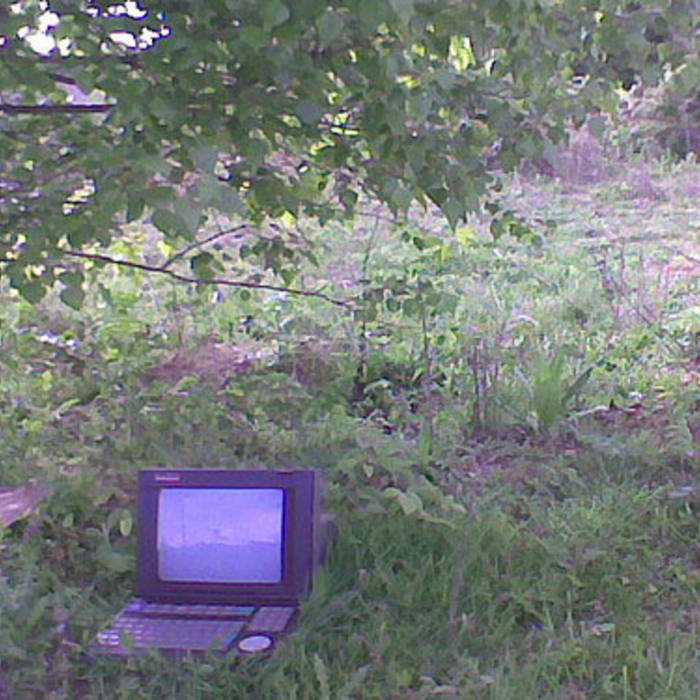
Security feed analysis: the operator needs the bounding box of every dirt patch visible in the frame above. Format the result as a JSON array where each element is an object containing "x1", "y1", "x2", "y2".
[{"x1": 144, "y1": 337, "x2": 276, "y2": 387}]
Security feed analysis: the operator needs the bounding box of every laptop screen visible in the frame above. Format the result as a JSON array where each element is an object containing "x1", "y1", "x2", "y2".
[{"x1": 157, "y1": 488, "x2": 284, "y2": 583}]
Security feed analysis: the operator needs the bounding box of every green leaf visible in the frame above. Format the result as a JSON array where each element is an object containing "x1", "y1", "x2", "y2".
[
  {"x1": 261, "y1": 0, "x2": 290, "y2": 29},
  {"x1": 455, "y1": 225, "x2": 478, "y2": 247},
  {"x1": 174, "y1": 198, "x2": 202, "y2": 235},
  {"x1": 18, "y1": 281, "x2": 46, "y2": 304},
  {"x1": 59, "y1": 272, "x2": 85, "y2": 310},
  {"x1": 119, "y1": 510, "x2": 133, "y2": 537},
  {"x1": 442, "y1": 197, "x2": 466, "y2": 228},
  {"x1": 399, "y1": 490, "x2": 423, "y2": 515},
  {"x1": 280, "y1": 268, "x2": 296, "y2": 286},
  {"x1": 357, "y1": 0, "x2": 390, "y2": 30},
  {"x1": 152, "y1": 208, "x2": 188, "y2": 236},
  {"x1": 198, "y1": 175, "x2": 246, "y2": 213},
  {"x1": 339, "y1": 189, "x2": 358, "y2": 213},
  {"x1": 389, "y1": 0, "x2": 415, "y2": 26},
  {"x1": 143, "y1": 187, "x2": 174, "y2": 207},
  {"x1": 194, "y1": 147, "x2": 219, "y2": 172},
  {"x1": 150, "y1": 97, "x2": 177, "y2": 122},
  {"x1": 316, "y1": 10, "x2": 344, "y2": 46},
  {"x1": 190, "y1": 252, "x2": 216, "y2": 280},
  {"x1": 96, "y1": 546, "x2": 134, "y2": 573},
  {"x1": 126, "y1": 192, "x2": 145, "y2": 223},
  {"x1": 296, "y1": 101, "x2": 324, "y2": 126},
  {"x1": 384, "y1": 487, "x2": 423, "y2": 515}
]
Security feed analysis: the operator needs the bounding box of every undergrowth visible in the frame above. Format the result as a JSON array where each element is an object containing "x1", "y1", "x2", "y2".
[{"x1": 0, "y1": 159, "x2": 698, "y2": 698}]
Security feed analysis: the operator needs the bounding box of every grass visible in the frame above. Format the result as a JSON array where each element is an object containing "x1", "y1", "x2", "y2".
[{"x1": 0, "y1": 156, "x2": 698, "y2": 698}]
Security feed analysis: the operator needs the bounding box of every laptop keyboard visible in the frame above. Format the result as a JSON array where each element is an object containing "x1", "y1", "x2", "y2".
[
  {"x1": 97, "y1": 617, "x2": 246, "y2": 652},
  {"x1": 94, "y1": 600, "x2": 298, "y2": 654}
]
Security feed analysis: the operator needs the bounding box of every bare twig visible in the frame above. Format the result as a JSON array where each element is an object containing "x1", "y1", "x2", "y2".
[
  {"x1": 357, "y1": 212, "x2": 382, "y2": 382},
  {"x1": 0, "y1": 103, "x2": 115, "y2": 114},
  {"x1": 662, "y1": 247, "x2": 700, "y2": 266},
  {"x1": 61, "y1": 249, "x2": 350, "y2": 307},
  {"x1": 162, "y1": 225, "x2": 250, "y2": 269}
]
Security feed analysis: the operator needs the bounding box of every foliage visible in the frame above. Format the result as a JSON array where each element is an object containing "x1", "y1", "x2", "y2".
[
  {"x1": 0, "y1": 6, "x2": 698, "y2": 694},
  {"x1": 0, "y1": 0, "x2": 698, "y2": 302},
  {"x1": 1, "y1": 156, "x2": 698, "y2": 696},
  {"x1": 615, "y1": 70, "x2": 699, "y2": 159}
]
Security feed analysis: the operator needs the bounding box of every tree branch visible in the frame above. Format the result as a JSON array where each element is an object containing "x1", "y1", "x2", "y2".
[
  {"x1": 0, "y1": 103, "x2": 115, "y2": 114},
  {"x1": 162, "y1": 225, "x2": 250, "y2": 270},
  {"x1": 61, "y1": 249, "x2": 349, "y2": 307}
]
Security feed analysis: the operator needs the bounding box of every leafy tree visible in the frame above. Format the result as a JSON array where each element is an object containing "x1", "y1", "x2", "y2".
[{"x1": 1, "y1": 0, "x2": 697, "y2": 305}]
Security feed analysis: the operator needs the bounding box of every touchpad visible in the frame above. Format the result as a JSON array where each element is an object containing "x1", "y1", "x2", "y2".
[{"x1": 237, "y1": 634, "x2": 273, "y2": 653}]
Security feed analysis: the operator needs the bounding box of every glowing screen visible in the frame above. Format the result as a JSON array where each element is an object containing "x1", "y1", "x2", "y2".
[{"x1": 157, "y1": 488, "x2": 284, "y2": 583}]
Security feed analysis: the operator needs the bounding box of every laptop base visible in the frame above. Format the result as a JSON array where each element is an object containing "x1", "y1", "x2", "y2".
[{"x1": 91, "y1": 599, "x2": 298, "y2": 656}]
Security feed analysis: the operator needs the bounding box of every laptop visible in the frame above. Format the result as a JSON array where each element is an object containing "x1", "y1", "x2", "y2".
[{"x1": 91, "y1": 469, "x2": 323, "y2": 657}]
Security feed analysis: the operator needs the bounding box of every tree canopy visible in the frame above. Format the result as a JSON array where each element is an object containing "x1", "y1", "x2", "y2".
[{"x1": 1, "y1": 0, "x2": 697, "y2": 305}]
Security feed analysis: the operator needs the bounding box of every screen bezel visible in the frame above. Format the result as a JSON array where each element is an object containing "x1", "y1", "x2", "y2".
[{"x1": 137, "y1": 470, "x2": 317, "y2": 605}]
